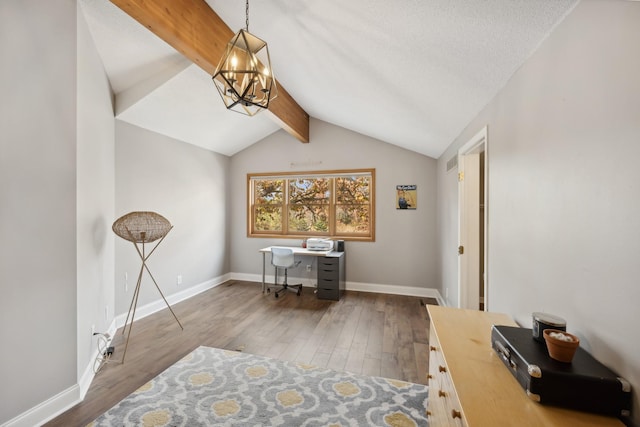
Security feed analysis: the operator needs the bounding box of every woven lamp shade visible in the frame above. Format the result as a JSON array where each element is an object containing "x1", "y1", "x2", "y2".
[
  {"x1": 112, "y1": 211, "x2": 172, "y2": 243},
  {"x1": 110, "y1": 211, "x2": 180, "y2": 363}
]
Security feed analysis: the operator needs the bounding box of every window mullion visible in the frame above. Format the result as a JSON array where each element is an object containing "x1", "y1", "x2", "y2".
[
  {"x1": 329, "y1": 177, "x2": 336, "y2": 236},
  {"x1": 283, "y1": 178, "x2": 290, "y2": 235}
]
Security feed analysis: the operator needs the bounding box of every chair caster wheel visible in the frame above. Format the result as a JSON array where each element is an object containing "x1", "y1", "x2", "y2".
[
  {"x1": 275, "y1": 293, "x2": 279, "y2": 298},
  {"x1": 267, "y1": 288, "x2": 271, "y2": 293},
  {"x1": 297, "y1": 290, "x2": 301, "y2": 296}
]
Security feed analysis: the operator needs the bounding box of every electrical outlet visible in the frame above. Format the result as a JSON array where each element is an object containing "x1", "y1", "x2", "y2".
[
  {"x1": 177, "y1": 275, "x2": 182, "y2": 286},
  {"x1": 306, "y1": 264, "x2": 312, "y2": 272}
]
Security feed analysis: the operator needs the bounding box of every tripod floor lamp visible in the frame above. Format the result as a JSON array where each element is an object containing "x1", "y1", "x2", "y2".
[{"x1": 112, "y1": 211, "x2": 183, "y2": 362}]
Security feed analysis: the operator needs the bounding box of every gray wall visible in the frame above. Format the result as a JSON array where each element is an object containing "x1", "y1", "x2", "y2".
[
  {"x1": 76, "y1": 0, "x2": 116, "y2": 385},
  {"x1": 0, "y1": 0, "x2": 78, "y2": 423},
  {"x1": 230, "y1": 119, "x2": 438, "y2": 292},
  {"x1": 114, "y1": 122, "x2": 231, "y2": 315},
  {"x1": 437, "y1": 0, "x2": 640, "y2": 422}
]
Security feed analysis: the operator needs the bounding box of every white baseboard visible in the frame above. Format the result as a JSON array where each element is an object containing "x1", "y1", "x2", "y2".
[
  {"x1": 78, "y1": 320, "x2": 118, "y2": 399},
  {"x1": 3, "y1": 275, "x2": 230, "y2": 427},
  {"x1": 7, "y1": 272, "x2": 442, "y2": 427},
  {"x1": 230, "y1": 272, "x2": 444, "y2": 303},
  {"x1": 1, "y1": 384, "x2": 80, "y2": 427},
  {"x1": 345, "y1": 280, "x2": 443, "y2": 300},
  {"x1": 2, "y1": 319, "x2": 119, "y2": 427},
  {"x1": 113, "y1": 273, "x2": 230, "y2": 328}
]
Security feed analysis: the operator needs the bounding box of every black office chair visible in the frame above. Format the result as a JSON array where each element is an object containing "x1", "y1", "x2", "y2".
[{"x1": 268, "y1": 247, "x2": 302, "y2": 298}]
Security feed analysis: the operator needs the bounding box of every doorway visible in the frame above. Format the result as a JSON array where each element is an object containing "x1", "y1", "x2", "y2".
[{"x1": 457, "y1": 127, "x2": 488, "y2": 311}]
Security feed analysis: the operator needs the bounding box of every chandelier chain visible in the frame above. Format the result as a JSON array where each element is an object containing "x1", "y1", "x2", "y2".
[{"x1": 245, "y1": 0, "x2": 249, "y2": 31}]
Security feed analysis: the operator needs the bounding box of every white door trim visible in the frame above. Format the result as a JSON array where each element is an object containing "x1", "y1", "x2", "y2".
[{"x1": 457, "y1": 126, "x2": 489, "y2": 310}]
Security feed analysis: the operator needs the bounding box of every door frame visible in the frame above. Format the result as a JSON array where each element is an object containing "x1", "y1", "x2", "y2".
[{"x1": 457, "y1": 126, "x2": 488, "y2": 310}]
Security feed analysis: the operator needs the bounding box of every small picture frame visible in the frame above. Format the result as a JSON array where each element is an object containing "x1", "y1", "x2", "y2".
[{"x1": 396, "y1": 185, "x2": 417, "y2": 209}]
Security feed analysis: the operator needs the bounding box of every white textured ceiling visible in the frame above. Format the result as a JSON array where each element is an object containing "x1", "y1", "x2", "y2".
[{"x1": 79, "y1": 0, "x2": 577, "y2": 158}]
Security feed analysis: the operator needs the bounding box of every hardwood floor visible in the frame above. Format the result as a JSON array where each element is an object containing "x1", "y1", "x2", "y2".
[{"x1": 45, "y1": 280, "x2": 437, "y2": 426}]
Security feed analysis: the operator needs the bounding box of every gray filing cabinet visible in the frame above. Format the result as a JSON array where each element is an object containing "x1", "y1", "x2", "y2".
[{"x1": 316, "y1": 252, "x2": 345, "y2": 300}]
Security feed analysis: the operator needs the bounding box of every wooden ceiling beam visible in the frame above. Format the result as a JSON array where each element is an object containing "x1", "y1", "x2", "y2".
[{"x1": 110, "y1": 0, "x2": 309, "y2": 143}]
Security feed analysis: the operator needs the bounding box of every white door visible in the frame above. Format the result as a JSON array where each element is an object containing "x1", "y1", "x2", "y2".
[{"x1": 458, "y1": 127, "x2": 488, "y2": 311}]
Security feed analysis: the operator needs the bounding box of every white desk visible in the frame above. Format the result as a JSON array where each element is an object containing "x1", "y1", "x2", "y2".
[{"x1": 259, "y1": 246, "x2": 339, "y2": 294}]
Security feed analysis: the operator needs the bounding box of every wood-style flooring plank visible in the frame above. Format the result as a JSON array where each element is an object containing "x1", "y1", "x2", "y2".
[
  {"x1": 365, "y1": 310, "x2": 385, "y2": 359},
  {"x1": 362, "y1": 355, "x2": 382, "y2": 378},
  {"x1": 44, "y1": 281, "x2": 436, "y2": 427},
  {"x1": 343, "y1": 340, "x2": 367, "y2": 374}
]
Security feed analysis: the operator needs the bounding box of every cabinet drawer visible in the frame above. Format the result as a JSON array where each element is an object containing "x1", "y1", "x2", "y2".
[
  {"x1": 318, "y1": 274, "x2": 339, "y2": 289},
  {"x1": 429, "y1": 344, "x2": 445, "y2": 370},
  {"x1": 318, "y1": 257, "x2": 338, "y2": 267},
  {"x1": 318, "y1": 277, "x2": 338, "y2": 288},
  {"x1": 318, "y1": 269, "x2": 338, "y2": 279},
  {"x1": 438, "y1": 371, "x2": 465, "y2": 426},
  {"x1": 317, "y1": 287, "x2": 339, "y2": 300},
  {"x1": 426, "y1": 389, "x2": 448, "y2": 425},
  {"x1": 318, "y1": 269, "x2": 339, "y2": 281},
  {"x1": 428, "y1": 323, "x2": 466, "y2": 426}
]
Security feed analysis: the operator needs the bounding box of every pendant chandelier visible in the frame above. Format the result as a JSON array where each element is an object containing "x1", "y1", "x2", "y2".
[{"x1": 212, "y1": 0, "x2": 277, "y2": 116}]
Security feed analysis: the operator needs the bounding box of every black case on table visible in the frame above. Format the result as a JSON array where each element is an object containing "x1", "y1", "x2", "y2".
[{"x1": 491, "y1": 325, "x2": 631, "y2": 418}]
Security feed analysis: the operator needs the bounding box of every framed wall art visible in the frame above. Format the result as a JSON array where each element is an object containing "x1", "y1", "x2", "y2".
[{"x1": 396, "y1": 185, "x2": 417, "y2": 209}]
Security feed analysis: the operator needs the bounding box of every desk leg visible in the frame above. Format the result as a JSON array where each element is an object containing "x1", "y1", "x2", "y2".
[{"x1": 262, "y1": 252, "x2": 266, "y2": 293}]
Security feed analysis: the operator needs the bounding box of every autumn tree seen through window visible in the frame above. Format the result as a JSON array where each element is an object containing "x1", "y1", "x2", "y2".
[{"x1": 249, "y1": 169, "x2": 375, "y2": 241}]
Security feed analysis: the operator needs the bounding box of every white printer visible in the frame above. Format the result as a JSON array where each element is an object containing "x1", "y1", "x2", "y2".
[{"x1": 306, "y1": 238, "x2": 333, "y2": 251}]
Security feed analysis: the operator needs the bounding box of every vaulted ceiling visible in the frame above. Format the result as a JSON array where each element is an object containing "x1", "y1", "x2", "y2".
[{"x1": 79, "y1": 0, "x2": 578, "y2": 158}]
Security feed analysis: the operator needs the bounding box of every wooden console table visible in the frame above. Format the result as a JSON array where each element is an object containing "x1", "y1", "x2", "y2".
[{"x1": 426, "y1": 305, "x2": 624, "y2": 426}]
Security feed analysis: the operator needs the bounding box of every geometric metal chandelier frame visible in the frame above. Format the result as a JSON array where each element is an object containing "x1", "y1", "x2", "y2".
[{"x1": 212, "y1": 0, "x2": 277, "y2": 116}]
